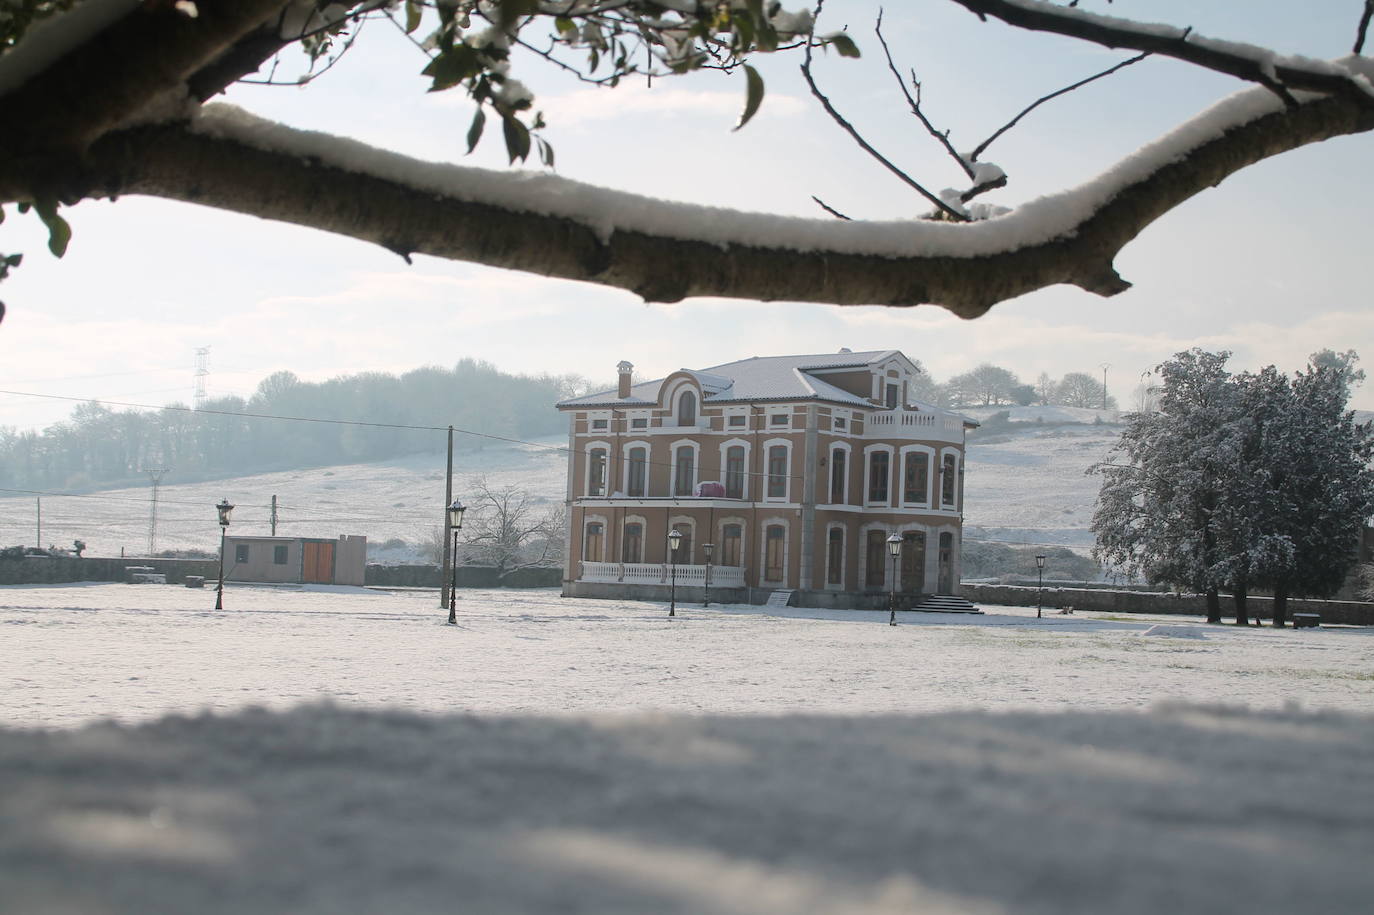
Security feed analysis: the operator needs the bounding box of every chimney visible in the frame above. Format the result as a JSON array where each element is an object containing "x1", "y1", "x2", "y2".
[{"x1": 617, "y1": 360, "x2": 633, "y2": 398}]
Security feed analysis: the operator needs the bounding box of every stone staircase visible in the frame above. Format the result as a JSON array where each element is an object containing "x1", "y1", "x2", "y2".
[{"x1": 912, "y1": 594, "x2": 983, "y2": 614}]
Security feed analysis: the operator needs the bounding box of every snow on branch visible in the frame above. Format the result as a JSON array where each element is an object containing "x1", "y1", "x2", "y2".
[
  {"x1": 953, "y1": 0, "x2": 1374, "y2": 106},
  {"x1": 57, "y1": 63, "x2": 1373, "y2": 316}
]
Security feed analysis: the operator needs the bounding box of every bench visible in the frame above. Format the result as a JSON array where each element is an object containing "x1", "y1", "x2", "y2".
[
  {"x1": 129, "y1": 572, "x2": 167, "y2": 584},
  {"x1": 1292, "y1": 613, "x2": 1321, "y2": 629},
  {"x1": 184, "y1": 576, "x2": 206, "y2": 588}
]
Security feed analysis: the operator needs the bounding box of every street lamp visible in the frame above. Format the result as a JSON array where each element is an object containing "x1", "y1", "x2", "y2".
[
  {"x1": 667, "y1": 528, "x2": 683, "y2": 618},
  {"x1": 886, "y1": 532, "x2": 902, "y2": 626},
  {"x1": 1035, "y1": 554, "x2": 1046, "y2": 618},
  {"x1": 214, "y1": 498, "x2": 234, "y2": 610},
  {"x1": 703, "y1": 542, "x2": 714, "y2": 608},
  {"x1": 447, "y1": 499, "x2": 466, "y2": 624}
]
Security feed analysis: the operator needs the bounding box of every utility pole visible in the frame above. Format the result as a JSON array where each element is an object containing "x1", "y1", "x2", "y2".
[
  {"x1": 441, "y1": 425, "x2": 454, "y2": 609},
  {"x1": 193, "y1": 346, "x2": 210, "y2": 408},
  {"x1": 270, "y1": 494, "x2": 278, "y2": 536},
  {"x1": 1100, "y1": 362, "x2": 1111, "y2": 411},
  {"x1": 144, "y1": 468, "x2": 170, "y2": 555},
  {"x1": 35, "y1": 497, "x2": 40, "y2": 547}
]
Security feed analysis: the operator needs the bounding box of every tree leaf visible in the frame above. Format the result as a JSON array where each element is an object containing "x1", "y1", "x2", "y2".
[
  {"x1": 404, "y1": 0, "x2": 422, "y2": 34},
  {"x1": 466, "y1": 107, "x2": 486, "y2": 154},
  {"x1": 828, "y1": 33, "x2": 860, "y2": 58},
  {"x1": 34, "y1": 198, "x2": 70, "y2": 258},
  {"x1": 502, "y1": 116, "x2": 531, "y2": 164},
  {"x1": 734, "y1": 65, "x2": 765, "y2": 131}
]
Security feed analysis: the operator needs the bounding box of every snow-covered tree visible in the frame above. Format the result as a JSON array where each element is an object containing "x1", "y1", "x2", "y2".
[
  {"x1": 947, "y1": 363, "x2": 1020, "y2": 407},
  {"x1": 1055, "y1": 372, "x2": 1116, "y2": 410},
  {"x1": 459, "y1": 476, "x2": 563, "y2": 578},
  {"x1": 4, "y1": 1, "x2": 1374, "y2": 319},
  {"x1": 1093, "y1": 349, "x2": 1374, "y2": 625}
]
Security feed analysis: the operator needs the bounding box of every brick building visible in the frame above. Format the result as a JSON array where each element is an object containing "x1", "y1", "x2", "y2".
[{"x1": 557, "y1": 350, "x2": 977, "y2": 609}]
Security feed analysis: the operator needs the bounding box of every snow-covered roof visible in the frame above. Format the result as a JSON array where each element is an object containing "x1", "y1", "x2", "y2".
[{"x1": 557, "y1": 350, "x2": 905, "y2": 409}]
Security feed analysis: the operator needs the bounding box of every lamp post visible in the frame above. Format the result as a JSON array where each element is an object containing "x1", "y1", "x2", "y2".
[
  {"x1": 703, "y1": 542, "x2": 714, "y2": 607},
  {"x1": 214, "y1": 499, "x2": 233, "y2": 610},
  {"x1": 667, "y1": 528, "x2": 683, "y2": 618},
  {"x1": 1035, "y1": 554, "x2": 1046, "y2": 618},
  {"x1": 886, "y1": 532, "x2": 902, "y2": 626},
  {"x1": 447, "y1": 499, "x2": 466, "y2": 624}
]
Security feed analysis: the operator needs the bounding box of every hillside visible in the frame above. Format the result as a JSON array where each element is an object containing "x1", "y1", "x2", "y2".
[{"x1": 0, "y1": 417, "x2": 1121, "y2": 561}]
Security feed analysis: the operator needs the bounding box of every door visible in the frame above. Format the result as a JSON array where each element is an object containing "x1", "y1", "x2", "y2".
[
  {"x1": 937, "y1": 532, "x2": 954, "y2": 594},
  {"x1": 901, "y1": 531, "x2": 926, "y2": 595},
  {"x1": 303, "y1": 541, "x2": 334, "y2": 583}
]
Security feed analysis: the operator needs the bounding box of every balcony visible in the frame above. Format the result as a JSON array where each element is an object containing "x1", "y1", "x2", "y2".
[
  {"x1": 866, "y1": 410, "x2": 966, "y2": 442},
  {"x1": 580, "y1": 561, "x2": 746, "y2": 588}
]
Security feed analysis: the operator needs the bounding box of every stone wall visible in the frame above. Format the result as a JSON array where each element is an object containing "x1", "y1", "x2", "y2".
[
  {"x1": 0, "y1": 557, "x2": 219, "y2": 585},
  {"x1": 364, "y1": 565, "x2": 561, "y2": 589},
  {"x1": 962, "y1": 583, "x2": 1374, "y2": 626}
]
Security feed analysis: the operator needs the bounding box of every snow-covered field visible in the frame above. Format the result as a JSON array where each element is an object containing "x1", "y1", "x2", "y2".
[{"x1": 3, "y1": 583, "x2": 1372, "y2": 913}]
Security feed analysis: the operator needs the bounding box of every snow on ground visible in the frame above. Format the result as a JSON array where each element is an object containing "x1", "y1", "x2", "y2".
[
  {"x1": 964, "y1": 422, "x2": 1120, "y2": 550},
  {"x1": 0, "y1": 437, "x2": 567, "y2": 558},
  {"x1": 3, "y1": 584, "x2": 1373, "y2": 913}
]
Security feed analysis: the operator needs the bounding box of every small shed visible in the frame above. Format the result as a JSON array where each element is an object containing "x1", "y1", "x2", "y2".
[{"x1": 222, "y1": 535, "x2": 366, "y2": 586}]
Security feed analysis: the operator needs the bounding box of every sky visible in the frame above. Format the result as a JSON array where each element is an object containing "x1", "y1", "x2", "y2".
[{"x1": 2, "y1": 0, "x2": 1373, "y2": 433}]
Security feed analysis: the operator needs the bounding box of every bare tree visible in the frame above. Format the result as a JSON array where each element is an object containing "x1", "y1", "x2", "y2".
[
  {"x1": 460, "y1": 476, "x2": 564, "y2": 578},
  {"x1": 3, "y1": 2, "x2": 1374, "y2": 317}
]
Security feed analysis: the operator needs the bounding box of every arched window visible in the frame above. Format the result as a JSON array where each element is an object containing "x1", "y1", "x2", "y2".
[
  {"x1": 670, "y1": 522, "x2": 694, "y2": 564},
  {"x1": 725, "y1": 445, "x2": 746, "y2": 499},
  {"x1": 721, "y1": 523, "x2": 743, "y2": 566},
  {"x1": 626, "y1": 446, "x2": 647, "y2": 497},
  {"x1": 673, "y1": 445, "x2": 695, "y2": 496},
  {"x1": 764, "y1": 524, "x2": 786, "y2": 582},
  {"x1": 830, "y1": 447, "x2": 847, "y2": 504},
  {"x1": 941, "y1": 454, "x2": 958, "y2": 506},
  {"x1": 622, "y1": 522, "x2": 643, "y2": 563},
  {"x1": 583, "y1": 522, "x2": 604, "y2": 562},
  {"x1": 767, "y1": 445, "x2": 789, "y2": 499},
  {"x1": 827, "y1": 527, "x2": 844, "y2": 586},
  {"x1": 868, "y1": 451, "x2": 890, "y2": 503},
  {"x1": 865, "y1": 530, "x2": 887, "y2": 588},
  {"x1": 677, "y1": 390, "x2": 697, "y2": 426},
  {"x1": 588, "y1": 447, "x2": 607, "y2": 496},
  {"x1": 903, "y1": 451, "x2": 929, "y2": 505}
]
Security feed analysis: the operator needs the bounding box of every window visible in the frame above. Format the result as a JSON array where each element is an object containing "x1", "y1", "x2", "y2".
[
  {"x1": 591, "y1": 418, "x2": 608, "y2": 430},
  {"x1": 767, "y1": 445, "x2": 788, "y2": 499},
  {"x1": 677, "y1": 391, "x2": 697, "y2": 426},
  {"x1": 942, "y1": 454, "x2": 958, "y2": 506},
  {"x1": 626, "y1": 447, "x2": 647, "y2": 497},
  {"x1": 903, "y1": 452, "x2": 929, "y2": 505},
  {"x1": 834, "y1": 416, "x2": 847, "y2": 431},
  {"x1": 725, "y1": 446, "x2": 746, "y2": 499},
  {"x1": 728, "y1": 414, "x2": 747, "y2": 428},
  {"x1": 674, "y1": 445, "x2": 695, "y2": 496},
  {"x1": 631, "y1": 416, "x2": 648, "y2": 429},
  {"x1": 721, "y1": 524, "x2": 742, "y2": 566},
  {"x1": 235, "y1": 543, "x2": 249, "y2": 563},
  {"x1": 868, "y1": 451, "x2": 890, "y2": 503},
  {"x1": 765, "y1": 525, "x2": 785, "y2": 581},
  {"x1": 770, "y1": 413, "x2": 789, "y2": 427},
  {"x1": 588, "y1": 447, "x2": 607, "y2": 496},
  {"x1": 622, "y1": 522, "x2": 643, "y2": 564},
  {"x1": 830, "y1": 448, "x2": 846, "y2": 504},
  {"x1": 885, "y1": 383, "x2": 899, "y2": 408},
  {"x1": 865, "y1": 530, "x2": 887, "y2": 588},
  {"x1": 273, "y1": 545, "x2": 288, "y2": 565},
  {"x1": 901, "y1": 531, "x2": 926, "y2": 594},
  {"x1": 583, "y1": 522, "x2": 604, "y2": 561},
  {"x1": 827, "y1": 528, "x2": 844, "y2": 586}
]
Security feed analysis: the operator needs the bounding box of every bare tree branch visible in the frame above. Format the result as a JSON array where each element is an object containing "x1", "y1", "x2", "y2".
[
  {"x1": 971, "y1": 51, "x2": 1149, "y2": 162},
  {"x1": 951, "y1": 0, "x2": 1374, "y2": 107},
  {"x1": 1357, "y1": 0, "x2": 1374, "y2": 55},
  {"x1": 873, "y1": 9, "x2": 974, "y2": 181},
  {"x1": 801, "y1": 28, "x2": 968, "y2": 220},
  {"x1": 811, "y1": 196, "x2": 852, "y2": 220}
]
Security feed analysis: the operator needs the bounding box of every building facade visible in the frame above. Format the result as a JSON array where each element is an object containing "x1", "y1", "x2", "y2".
[{"x1": 557, "y1": 351, "x2": 976, "y2": 609}]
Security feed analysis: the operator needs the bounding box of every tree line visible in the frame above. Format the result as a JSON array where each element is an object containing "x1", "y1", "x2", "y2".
[
  {"x1": 0, "y1": 359, "x2": 594, "y2": 491},
  {"x1": 1090, "y1": 349, "x2": 1373, "y2": 626},
  {"x1": 913, "y1": 362, "x2": 1117, "y2": 411}
]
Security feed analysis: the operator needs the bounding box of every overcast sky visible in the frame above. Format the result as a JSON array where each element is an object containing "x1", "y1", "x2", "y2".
[{"x1": 2, "y1": 0, "x2": 1371, "y2": 433}]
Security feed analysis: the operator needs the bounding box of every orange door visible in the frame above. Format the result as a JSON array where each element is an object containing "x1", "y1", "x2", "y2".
[{"x1": 302, "y1": 542, "x2": 334, "y2": 583}]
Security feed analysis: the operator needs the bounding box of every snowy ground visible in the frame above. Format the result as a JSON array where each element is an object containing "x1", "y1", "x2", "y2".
[{"x1": 3, "y1": 584, "x2": 1373, "y2": 913}]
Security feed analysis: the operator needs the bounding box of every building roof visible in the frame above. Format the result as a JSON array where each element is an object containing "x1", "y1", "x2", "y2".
[{"x1": 557, "y1": 350, "x2": 908, "y2": 409}]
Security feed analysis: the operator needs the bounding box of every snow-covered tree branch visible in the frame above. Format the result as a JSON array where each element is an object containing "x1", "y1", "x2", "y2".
[{"x1": 3, "y1": 1, "x2": 1374, "y2": 316}]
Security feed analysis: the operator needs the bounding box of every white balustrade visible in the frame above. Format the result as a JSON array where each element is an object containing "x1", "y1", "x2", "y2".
[{"x1": 579, "y1": 562, "x2": 746, "y2": 588}]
